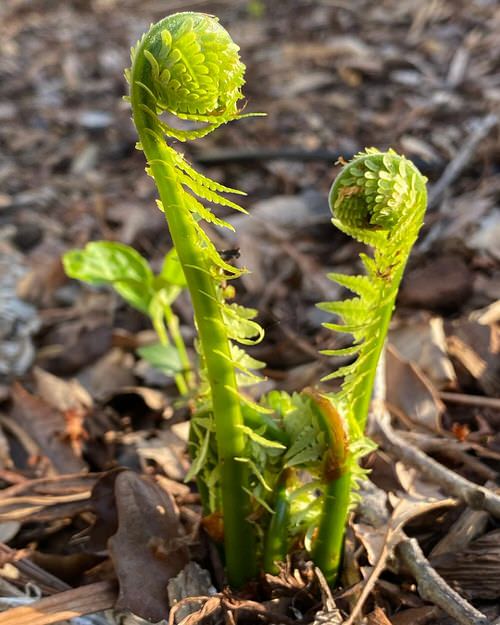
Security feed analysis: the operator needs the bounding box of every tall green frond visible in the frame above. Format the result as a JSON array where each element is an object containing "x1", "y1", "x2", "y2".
[{"x1": 128, "y1": 12, "x2": 265, "y2": 587}]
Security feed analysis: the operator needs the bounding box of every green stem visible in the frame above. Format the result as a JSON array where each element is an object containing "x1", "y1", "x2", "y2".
[
  {"x1": 131, "y1": 36, "x2": 256, "y2": 586},
  {"x1": 263, "y1": 474, "x2": 290, "y2": 573},
  {"x1": 311, "y1": 471, "x2": 351, "y2": 584},
  {"x1": 353, "y1": 263, "x2": 406, "y2": 431},
  {"x1": 163, "y1": 303, "x2": 195, "y2": 391},
  {"x1": 151, "y1": 301, "x2": 188, "y2": 396}
]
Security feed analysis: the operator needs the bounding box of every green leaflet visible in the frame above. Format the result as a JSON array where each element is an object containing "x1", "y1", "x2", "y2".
[
  {"x1": 159, "y1": 248, "x2": 187, "y2": 288},
  {"x1": 236, "y1": 424, "x2": 286, "y2": 451},
  {"x1": 137, "y1": 342, "x2": 183, "y2": 376},
  {"x1": 63, "y1": 241, "x2": 155, "y2": 314}
]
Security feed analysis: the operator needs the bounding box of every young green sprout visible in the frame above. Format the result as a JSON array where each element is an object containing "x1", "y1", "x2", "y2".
[
  {"x1": 126, "y1": 12, "x2": 265, "y2": 586},
  {"x1": 312, "y1": 148, "x2": 428, "y2": 581},
  {"x1": 64, "y1": 10, "x2": 429, "y2": 589}
]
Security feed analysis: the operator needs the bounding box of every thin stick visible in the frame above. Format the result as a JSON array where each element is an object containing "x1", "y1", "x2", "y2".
[
  {"x1": 397, "y1": 538, "x2": 489, "y2": 625},
  {"x1": 343, "y1": 505, "x2": 400, "y2": 625},
  {"x1": 375, "y1": 407, "x2": 500, "y2": 518},
  {"x1": 0, "y1": 581, "x2": 116, "y2": 625},
  {"x1": 439, "y1": 391, "x2": 500, "y2": 410},
  {"x1": 371, "y1": 352, "x2": 491, "y2": 625},
  {"x1": 427, "y1": 113, "x2": 497, "y2": 209}
]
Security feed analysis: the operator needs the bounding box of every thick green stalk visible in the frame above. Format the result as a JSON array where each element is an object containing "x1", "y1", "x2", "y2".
[
  {"x1": 130, "y1": 24, "x2": 256, "y2": 586},
  {"x1": 313, "y1": 264, "x2": 406, "y2": 583},
  {"x1": 311, "y1": 471, "x2": 351, "y2": 583}
]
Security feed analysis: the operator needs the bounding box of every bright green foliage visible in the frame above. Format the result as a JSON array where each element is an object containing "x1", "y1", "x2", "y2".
[
  {"x1": 64, "y1": 12, "x2": 429, "y2": 590},
  {"x1": 63, "y1": 241, "x2": 157, "y2": 314},
  {"x1": 322, "y1": 148, "x2": 428, "y2": 432},
  {"x1": 127, "y1": 12, "x2": 265, "y2": 586},
  {"x1": 311, "y1": 148, "x2": 428, "y2": 581},
  {"x1": 136, "y1": 343, "x2": 183, "y2": 377},
  {"x1": 63, "y1": 241, "x2": 192, "y2": 394}
]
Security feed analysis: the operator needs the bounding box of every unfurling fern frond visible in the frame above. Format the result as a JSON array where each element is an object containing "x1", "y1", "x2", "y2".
[
  {"x1": 311, "y1": 149, "x2": 428, "y2": 583},
  {"x1": 324, "y1": 148, "x2": 428, "y2": 433},
  {"x1": 128, "y1": 12, "x2": 264, "y2": 587}
]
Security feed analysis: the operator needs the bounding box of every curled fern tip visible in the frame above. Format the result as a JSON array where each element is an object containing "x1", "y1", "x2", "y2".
[
  {"x1": 329, "y1": 148, "x2": 428, "y2": 231},
  {"x1": 129, "y1": 12, "x2": 248, "y2": 136}
]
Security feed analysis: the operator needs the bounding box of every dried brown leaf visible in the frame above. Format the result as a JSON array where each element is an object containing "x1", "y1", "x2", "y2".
[
  {"x1": 109, "y1": 471, "x2": 189, "y2": 621},
  {"x1": 431, "y1": 529, "x2": 500, "y2": 600},
  {"x1": 10, "y1": 383, "x2": 88, "y2": 474},
  {"x1": 386, "y1": 345, "x2": 444, "y2": 430},
  {"x1": 389, "y1": 315, "x2": 456, "y2": 389}
]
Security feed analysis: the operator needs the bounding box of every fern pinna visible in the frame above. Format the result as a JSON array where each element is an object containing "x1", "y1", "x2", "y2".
[
  {"x1": 127, "y1": 12, "x2": 265, "y2": 586},
  {"x1": 311, "y1": 148, "x2": 428, "y2": 581}
]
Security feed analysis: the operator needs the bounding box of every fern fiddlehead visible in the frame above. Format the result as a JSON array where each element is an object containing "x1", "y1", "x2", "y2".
[
  {"x1": 312, "y1": 148, "x2": 428, "y2": 582},
  {"x1": 127, "y1": 12, "x2": 263, "y2": 586}
]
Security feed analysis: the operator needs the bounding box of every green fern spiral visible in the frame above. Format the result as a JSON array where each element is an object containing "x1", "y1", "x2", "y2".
[
  {"x1": 127, "y1": 13, "x2": 264, "y2": 587},
  {"x1": 127, "y1": 12, "x2": 257, "y2": 142},
  {"x1": 329, "y1": 148, "x2": 427, "y2": 231},
  {"x1": 312, "y1": 148, "x2": 428, "y2": 582},
  {"x1": 142, "y1": 12, "x2": 245, "y2": 119}
]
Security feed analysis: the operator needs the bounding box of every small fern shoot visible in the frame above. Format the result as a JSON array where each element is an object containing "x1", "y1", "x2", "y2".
[
  {"x1": 127, "y1": 12, "x2": 264, "y2": 587},
  {"x1": 312, "y1": 148, "x2": 428, "y2": 582}
]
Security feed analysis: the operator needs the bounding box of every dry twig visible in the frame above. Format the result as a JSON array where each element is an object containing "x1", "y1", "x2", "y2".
[
  {"x1": 427, "y1": 113, "x2": 498, "y2": 209},
  {"x1": 375, "y1": 410, "x2": 500, "y2": 518},
  {"x1": 397, "y1": 538, "x2": 490, "y2": 625},
  {"x1": 439, "y1": 392, "x2": 500, "y2": 410},
  {"x1": 369, "y1": 350, "x2": 492, "y2": 625}
]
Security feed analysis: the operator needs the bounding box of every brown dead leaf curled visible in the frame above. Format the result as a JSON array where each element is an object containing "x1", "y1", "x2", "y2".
[{"x1": 108, "y1": 470, "x2": 189, "y2": 622}]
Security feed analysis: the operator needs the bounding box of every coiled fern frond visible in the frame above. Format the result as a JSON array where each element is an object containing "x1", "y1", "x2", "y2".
[
  {"x1": 321, "y1": 148, "x2": 428, "y2": 433},
  {"x1": 311, "y1": 148, "x2": 428, "y2": 582},
  {"x1": 127, "y1": 12, "x2": 265, "y2": 587}
]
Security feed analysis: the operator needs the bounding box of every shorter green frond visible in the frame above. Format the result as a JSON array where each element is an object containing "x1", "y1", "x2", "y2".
[{"x1": 320, "y1": 345, "x2": 361, "y2": 357}]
